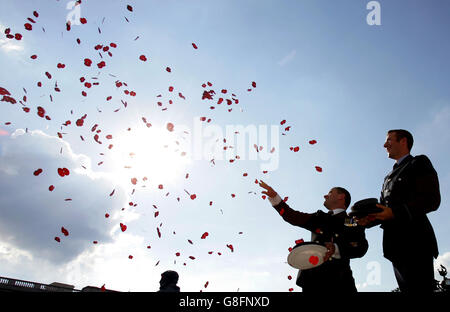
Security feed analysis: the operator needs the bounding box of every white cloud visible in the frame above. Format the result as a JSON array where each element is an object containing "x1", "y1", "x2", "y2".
[
  {"x1": 278, "y1": 50, "x2": 296, "y2": 66},
  {"x1": 0, "y1": 23, "x2": 24, "y2": 53},
  {"x1": 0, "y1": 129, "x2": 169, "y2": 291},
  {"x1": 0, "y1": 232, "x2": 162, "y2": 291},
  {"x1": 0, "y1": 39, "x2": 24, "y2": 52},
  {"x1": 435, "y1": 251, "x2": 450, "y2": 277},
  {"x1": 414, "y1": 104, "x2": 450, "y2": 159},
  {"x1": 0, "y1": 129, "x2": 132, "y2": 265}
]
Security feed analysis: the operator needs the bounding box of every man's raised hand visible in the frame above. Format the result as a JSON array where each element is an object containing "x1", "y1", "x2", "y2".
[{"x1": 259, "y1": 180, "x2": 277, "y2": 198}]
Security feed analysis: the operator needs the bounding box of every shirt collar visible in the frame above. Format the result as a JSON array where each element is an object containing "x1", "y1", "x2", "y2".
[
  {"x1": 396, "y1": 153, "x2": 410, "y2": 165},
  {"x1": 330, "y1": 208, "x2": 345, "y2": 215}
]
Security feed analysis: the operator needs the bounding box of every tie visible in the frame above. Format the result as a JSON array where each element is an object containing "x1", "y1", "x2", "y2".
[
  {"x1": 327, "y1": 210, "x2": 334, "y2": 215},
  {"x1": 393, "y1": 163, "x2": 399, "y2": 170}
]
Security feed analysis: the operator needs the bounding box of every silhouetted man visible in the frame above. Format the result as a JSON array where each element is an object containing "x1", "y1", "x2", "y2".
[
  {"x1": 157, "y1": 270, "x2": 180, "y2": 292},
  {"x1": 260, "y1": 181, "x2": 368, "y2": 293},
  {"x1": 357, "y1": 129, "x2": 440, "y2": 292}
]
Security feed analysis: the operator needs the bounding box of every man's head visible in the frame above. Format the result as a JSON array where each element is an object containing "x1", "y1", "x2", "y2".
[
  {"x1": 323, "y1": 187, "x2": 351, "y2": 210},
  {"x1": 160, "y1": 270, "x2": 179, "y2": 287},
  {"x1": 384, "y1": 129, "x2": 413, "y2": 160}
]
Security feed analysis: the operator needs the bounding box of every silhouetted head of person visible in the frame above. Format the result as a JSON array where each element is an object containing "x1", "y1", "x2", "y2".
[{"x1": 158, "y1": 270, "x2": 180, "y2": 292}]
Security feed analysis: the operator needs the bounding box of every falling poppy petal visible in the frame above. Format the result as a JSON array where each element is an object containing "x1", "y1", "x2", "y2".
[{"x1": 33, "y1": 168, "x2": 43, "y2": 176}]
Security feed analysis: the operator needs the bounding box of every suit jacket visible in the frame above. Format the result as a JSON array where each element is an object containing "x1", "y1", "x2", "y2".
[
  {"x1": 379, "y1": 154, "x2": 440, "y2": 262},
  {"x1": 273, "y1": 201, "x2": 368, "y2": 292}
]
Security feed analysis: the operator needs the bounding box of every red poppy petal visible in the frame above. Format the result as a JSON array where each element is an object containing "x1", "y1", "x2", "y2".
[
  {"x1": 61, "y1": 227, "x2": 69, "y2": 236},
  {"x1": 97, "y1": 61, "x2": 106, "y2": 69},
  {"x1": 309, "y1": 255, "x2": 319, "y2": 266},
  {"x1": 33, "y1": 168, "x2": 43, "y2": 176}
]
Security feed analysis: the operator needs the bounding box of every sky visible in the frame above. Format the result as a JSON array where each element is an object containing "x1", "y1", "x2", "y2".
[{"x1": 0, "y1": 0, "x2": 449, "y2": 292}]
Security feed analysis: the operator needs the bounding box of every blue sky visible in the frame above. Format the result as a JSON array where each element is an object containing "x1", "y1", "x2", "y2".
[{"x1": 0, "y1": 0, "x2": 449, "y2": 292}]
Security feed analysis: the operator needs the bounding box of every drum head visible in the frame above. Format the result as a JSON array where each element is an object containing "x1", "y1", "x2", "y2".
[{"x1": 287, "y1": 242, "x2": 328, "y2": 270}]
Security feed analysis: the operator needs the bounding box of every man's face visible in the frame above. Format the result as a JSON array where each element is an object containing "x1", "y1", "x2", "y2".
[
  {"x1": 383, "y1": 132, "x2": 406, "y2": 160},
  {"x1": 323, "y1": 188, "x2": 340, "y2": 209}
]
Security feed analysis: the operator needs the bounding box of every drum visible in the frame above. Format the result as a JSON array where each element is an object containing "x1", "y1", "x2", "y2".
[{"x1": 287, "y1": 242, "x2": 328, "y2": 270}]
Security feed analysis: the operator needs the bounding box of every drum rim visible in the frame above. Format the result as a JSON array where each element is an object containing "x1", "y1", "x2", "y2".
[{"x1": 287, "y1": 242, "x2": 328, "y2": 270}]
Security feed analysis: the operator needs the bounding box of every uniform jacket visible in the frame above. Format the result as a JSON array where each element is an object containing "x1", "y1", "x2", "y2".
[
  {"x1": 273, "y1": 201, "x2": 368, "y2": 291},
  {"x1": 379, "y1": 154, "x2": 440, "y2": 262}
]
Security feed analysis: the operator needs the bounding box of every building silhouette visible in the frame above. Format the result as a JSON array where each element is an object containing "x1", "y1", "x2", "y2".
[{"x1": 0, "y1": 276, "x2": 118, "y2": 292}]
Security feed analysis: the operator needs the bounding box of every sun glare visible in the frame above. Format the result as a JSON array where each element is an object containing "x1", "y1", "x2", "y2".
[{"x1": 110, "y1": 126, "x2": 190, "y2": 188}]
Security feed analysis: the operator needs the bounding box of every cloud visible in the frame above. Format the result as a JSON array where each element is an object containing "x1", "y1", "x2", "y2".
[
  {"x1": 0, "y1": 39, "x2": 24, "y2": 52},
  {"x1": 278, "y1": 50, "x2": 296, "y2": 66},
  {"x1": 0, "y1": 23, "x2": 24, "y2": 53},
  {"x1": 0, "y1": 232, "x2": 162, "y2": 291},
  {"x1": 435, "y1": 251, "x2": 450, "y2": 276},
  {"x1": 0, "y1": 129, "x2": 131, "y2": 265},
  {"x1": 414, "y1": 104, "x2": 450, "y2": 159}
]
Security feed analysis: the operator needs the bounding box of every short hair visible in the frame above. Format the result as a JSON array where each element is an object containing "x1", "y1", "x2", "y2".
[
  {"x1": 333, "y1": 187, "x2": 351, "y2": 208},
  {"x1": 161, "y1": 270, "x2": 179, "y2": 285},
  {"x1": 388, "y1": 129, "x2": 414, "y2": 151}
]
